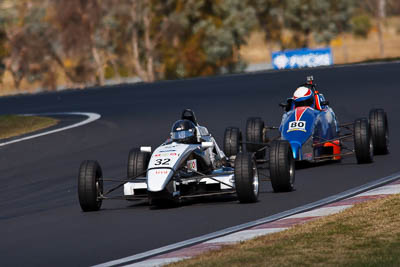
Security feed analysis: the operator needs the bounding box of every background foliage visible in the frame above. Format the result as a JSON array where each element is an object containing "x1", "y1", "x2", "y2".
[{"x1": 0, "y1": 0, "x2": 398, "y2": 92}]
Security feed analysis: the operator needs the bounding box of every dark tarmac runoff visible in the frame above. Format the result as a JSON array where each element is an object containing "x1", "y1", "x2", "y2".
[{"x1": 1, "y1": 62, "x2": 399, "y2": 266}]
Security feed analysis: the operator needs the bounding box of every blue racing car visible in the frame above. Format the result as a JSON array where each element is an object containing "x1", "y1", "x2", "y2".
[{"x1": 223, "y1": 76, "x2": 389, "y2": 193}]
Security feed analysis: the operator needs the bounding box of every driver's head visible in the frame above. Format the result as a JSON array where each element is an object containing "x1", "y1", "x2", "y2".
[
  {"x1": 171, "y1": 119, "x2": 197, "y2": 144},
  {"x1": 293, "y1": 86, "x2": 314, "y2": 108}
]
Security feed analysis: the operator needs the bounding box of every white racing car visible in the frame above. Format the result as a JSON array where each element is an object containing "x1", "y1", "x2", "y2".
[{"x1": 78, "y1": 109, "x2": 260, "y2": 211}]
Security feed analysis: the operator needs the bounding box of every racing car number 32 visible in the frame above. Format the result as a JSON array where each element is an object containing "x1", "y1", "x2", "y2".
[
  {"x1": 287, "y1": 121, "x2": 306, "y2": 132},
  {"x1": 154, "y1": 158, "x2": 171, "y2": 165}
]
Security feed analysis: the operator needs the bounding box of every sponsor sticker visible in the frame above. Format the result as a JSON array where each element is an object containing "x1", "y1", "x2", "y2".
[
  {"x1": 155, "y1": 170, "x2": 169, "y2": 175},
  {"x1": 187, "y1": 159, "x2": 197, "y2": 172},
  {"x1": 304, "y1": 152, "x2": 313, "y2": 160},
  {"x1": 287, "y1": 121, "x2": 306, "y2": 132},
  {"x1": 155, "y1": 153, "x2": 177, "y2": 157},
  {"x1": 163, "y1": 145, "x2": 177, "y2": 149}
]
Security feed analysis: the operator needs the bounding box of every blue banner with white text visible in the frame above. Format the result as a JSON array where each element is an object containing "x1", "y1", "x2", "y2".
[{"x1": 272, "y1": 47, "x2": 333, "y2": 70}]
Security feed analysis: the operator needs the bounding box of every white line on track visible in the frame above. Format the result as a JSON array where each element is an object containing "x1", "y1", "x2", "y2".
[{"x1": 0, "y1": 112, "x2": 101, "y2": 147}]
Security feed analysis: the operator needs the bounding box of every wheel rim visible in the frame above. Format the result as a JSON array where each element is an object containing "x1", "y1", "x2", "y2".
[
  {"x1": 385, "y1": 118, "x2": 389, "y2": 149},
  {"x1": 289, "y1": 157, "x2": 295, "y2": 186},
  {"x1": 369, "y1": 136, "x2": 374, "y2": 159},
  {"x1": 96, "y1": 179, "x2": 102, "y2": 204},
  {"x1": 239, "y1": 133, "x2": 243, "y2": 153},
  {"x1": 252, "y1": 161, "x2": 259, "y2": 196}
]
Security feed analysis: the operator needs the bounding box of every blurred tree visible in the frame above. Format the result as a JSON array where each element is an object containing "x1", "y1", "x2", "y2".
[
  {"x1": 51, "y1": 0, "x2": 107, "y2": 85},
  {"x1": 162, "y1": 0, "x2": 256, "y2": 79},
  {"x1": 281, "y1": 0, "x2": 354, "y2": 48},
  {"x1": 0, "y1": 0, "x2": 60, "y2": 90},
  {"x1": 387, "y1": 0, "x2": 400, "y2": 15},
  {"x1": 0, "y1": 24, "x2": 8, "y2": 84},
  {"x1": 106, "y1": 0, "x2": 256, "y2": 81},
  {"x1": 0, "y1": 0, "x2": 361, "y2": 91},
  {"x1": 248, "y1": 0, "x2": 283, "y2": 53},
  {"x1": 362, "y1": 0, "x2": 386, "y2": 57},
  {"x1": 351, "y1": 15, "x2": 372, "y2": 38}
]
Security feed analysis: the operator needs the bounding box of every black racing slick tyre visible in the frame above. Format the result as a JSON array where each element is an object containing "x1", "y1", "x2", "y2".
[
  {"x1": 224, "y1": 127, "x2": 242, "y2": 157},
  {"x1": 369, "y1": 109, "x2": 389, "y2": 155},
  {"x1": 246, "y1": 117, "x2": 265, "y2": 159},
  {"x1": 78, "y1": 160, "x2": 103, "y2": 212},
  {"x1": 354, "y1": 118, "x2": 374, "y2": 164},
  {"x1": 269, "y1": 140, "x2": 295, "y2": 192},
  {"x1": 128, "y1": 148, "x2": 150, "y2": 178},
  {"x1": 234, "y1": 153, "x2": 259, "y2": 203}
]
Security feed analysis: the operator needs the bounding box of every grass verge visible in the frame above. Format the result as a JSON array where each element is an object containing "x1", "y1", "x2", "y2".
[
  {"x1": 0, "y1": 115, "x2": 58, "y2": 139},
  {"x1": 170, "y1": 193, "x2": 400, "y2": 267}
]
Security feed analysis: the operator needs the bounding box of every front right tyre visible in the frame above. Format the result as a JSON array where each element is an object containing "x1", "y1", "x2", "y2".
[
  {"x1": 354, "y1": 118, "x2": 374, "y2": 164},
  {"x1": 269, "y1": 140, "x2": 295, "y2": 192},
  {"x1": 369, "y1": 108, "x2": 389, "y2": 155}
]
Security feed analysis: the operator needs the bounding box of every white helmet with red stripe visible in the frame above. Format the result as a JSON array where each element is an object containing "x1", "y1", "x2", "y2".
[{"x1": 293, "y1": 86, "x2": 314, "y2": 107}]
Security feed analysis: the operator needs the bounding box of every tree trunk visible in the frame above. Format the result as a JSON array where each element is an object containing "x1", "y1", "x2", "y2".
[
  {"x1": 377, "y1": 0, "x2": 386, "y2": 57},
  {"x1": 10, "y1": 69, "x2": 23, "y2": 90},
  {"x1": 109, "y1": 58, "x2": 121, "y2": 81},
  {"x1": 92, "y1": 46, "x2": 105, "y2": 86},
  {"x1": 131, "y1": 30, "x2": 149, "y2": 82},
  {"x1": 143, "y1": 13, "x2": 155, "y2": 82},
  {"x1": 342, "y1": 35, "x2": 349, "y2": 63}
]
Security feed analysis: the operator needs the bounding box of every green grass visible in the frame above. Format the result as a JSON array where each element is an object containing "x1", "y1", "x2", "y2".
[
  {"x1": 0, "y1": 115, "x2": 58, "y2": 139},
  {"x1": 170, "y1": 194, "x2": 400, "y2": 267}
]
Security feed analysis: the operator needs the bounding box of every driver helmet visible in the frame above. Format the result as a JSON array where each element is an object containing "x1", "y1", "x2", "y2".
[
  {"x1": 171, "y1": 119, "x2": 197, "y2": 144},
  {"x1": 293, "y1": 86, "x2": 314, "y2": 108}
]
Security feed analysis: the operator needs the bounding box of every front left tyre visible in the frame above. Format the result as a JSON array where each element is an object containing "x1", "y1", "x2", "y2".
[
  {"x1": 78, "y1": 160, "x2": 103, "y2": 212},
  {"x1": 234, "y1": 152, "x2": 259, "y2": 203}
]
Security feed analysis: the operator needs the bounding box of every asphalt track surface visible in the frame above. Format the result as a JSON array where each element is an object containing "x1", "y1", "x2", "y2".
[{"x1": 1, "y1": 62, "x2": 399, "y2": 266}]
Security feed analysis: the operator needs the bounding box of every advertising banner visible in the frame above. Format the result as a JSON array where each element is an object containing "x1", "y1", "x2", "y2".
[{"x1": 272, "y1": 47, "x2": 333, "y2": 70}]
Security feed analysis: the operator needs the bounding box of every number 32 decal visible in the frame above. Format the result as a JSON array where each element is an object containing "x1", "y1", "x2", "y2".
[{"x1": 154, "y1": 158, "x2": 171, "y2": 166}]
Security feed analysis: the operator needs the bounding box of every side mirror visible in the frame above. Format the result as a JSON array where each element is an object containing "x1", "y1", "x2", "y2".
[
  {"x1": 201, "y1": 142, "x2": 213, "y2": 150},
  {"x1": 140, "y1": 146, "x2": 152, "y2": 153}
]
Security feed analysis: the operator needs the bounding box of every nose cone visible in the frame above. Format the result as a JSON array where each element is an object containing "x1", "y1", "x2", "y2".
[
  {"x1": 147, "y1": 169, "x2": 172, "y2": 192},
  {"x1": 281, "y1": 107, "x2": 317, "y2": 147}
]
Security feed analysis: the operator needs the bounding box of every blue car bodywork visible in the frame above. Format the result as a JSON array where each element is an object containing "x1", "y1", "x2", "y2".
[{"x1": 279, "y1": 96, "x2": 340, "y2": 161}]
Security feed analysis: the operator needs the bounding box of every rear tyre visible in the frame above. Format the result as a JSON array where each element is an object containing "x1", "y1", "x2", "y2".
[
  {"x1": 234, "y1": 153, "x2": 259, "y2": 203},
  {"x1": 369, "y1": 109, "x2": 389, "y2": 155},
  {"x1": 246, "y1": 117, "x2": 265, "y2": 159},
  {"x1": 78, "y1": 160, "x2": 103, "y2": 212},
  {"x1": 269, "y1": 140, "x2": 295, "y2": 192},
  {"x1": 224, "y1": 127, "x2": 242, "y2": 157},
  {"x1": 354, "y1": 118, "x2": 373, "y2": 164},
  {"x1": 128, "y1": 148, "x2": 150, "y2": 178}
]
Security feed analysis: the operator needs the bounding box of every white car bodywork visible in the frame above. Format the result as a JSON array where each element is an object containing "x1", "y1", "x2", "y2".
[{"x1": 124, "y1": 125, "x2": 234, "y2": 197}]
